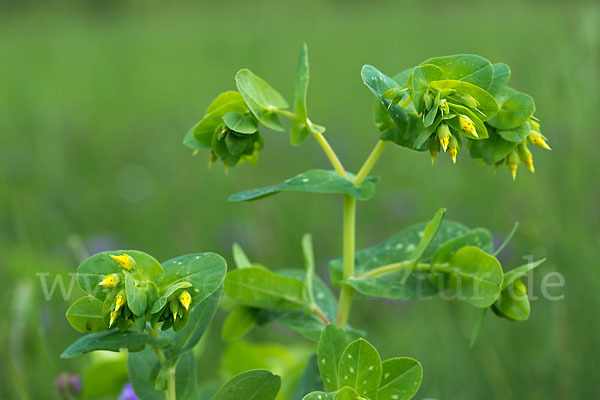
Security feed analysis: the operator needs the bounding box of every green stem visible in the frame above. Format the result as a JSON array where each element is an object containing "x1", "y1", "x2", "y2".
[
  {"x1": 353, "y1": 140, "x2": 388, "y2": 185},
  {"x1": 167, "y1": 367, "x2": 177, "y2": 400},
  {"x1": 273, "y1": 108, "x2": 298, "y2": 120},
  {"x1": 359, "y1": 261, "x2": 450, "y2": 279},
  {"x1": 335, "y1": 195, "x2": 356, "y2": 328},
  {"x1": 148, "y1": 328, "x2": 176, "y2": 400},
  {"x1": 312, "y1": 131, "x2": 348, "y2": 178}
]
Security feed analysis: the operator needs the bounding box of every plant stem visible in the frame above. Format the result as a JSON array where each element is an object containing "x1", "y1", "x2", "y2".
[
  {"x1": 273, "y1": 108, "x2": 298, "y2": 120},
  {"x1": 312, "y1": 132, "x2": 348, "y2": 178},
  {"x1": 148, "y1": 328, "x2": 176, "y2": 400},
  {"x1": 359, "y1": 261, "x2": 450, "y2": 278},
  {"x1": 353, "y1": 140, "x2": 388, "y2": 185},
  {"x1": 167, "y1": 367, "x2": 177, "y2": 400},
  {"x1": 335, "y1": 195, "x2": 356, "y2": 328}
]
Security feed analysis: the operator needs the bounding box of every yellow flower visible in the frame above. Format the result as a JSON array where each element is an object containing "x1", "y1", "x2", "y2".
[
  {"x1": 507, "y1": 150, "x2": 519, "y2": 180},
  {"x1": 109, "y1": 310, "x2": 119, "y2": 327},
  {"x1": 436, "y1": 123, "x2": 451, "y2": 152},
  {"x1": 115, "y1": 293, "x2": 126, "y2": 312},
  {"x1": 517, "y1": 142, "x2": 535, "y2": 173},
  {"x1": 99, "y1": 274, "x2": 120, "y2": 288},
  {"x1": 448, "y1": 134, "x2": 458, "y2": 164},
  {"x1": 528, "y1": 132, "x2": 551, "y2": 150},
  {"x1": 459, "y1": 115, "x2": 478, "y2": 138},
  {"x1": 179, "y1": 290, "x2": 192, "y2": 311},
  {"x1": 110, "y1": 254, "x2": 136, "y2": 270}
]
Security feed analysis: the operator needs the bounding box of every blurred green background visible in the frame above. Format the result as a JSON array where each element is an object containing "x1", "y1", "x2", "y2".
[{"x1": 1, "y1": 0, "x2": 599, "y2": 398}]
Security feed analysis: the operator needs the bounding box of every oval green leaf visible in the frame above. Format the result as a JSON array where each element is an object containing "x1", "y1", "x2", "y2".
[
  {"x1": 378, "y1": 357, "x2": 423, "y2": 400},
  {"x1": 66, "y1": 296, "x2": 107, "y2": 333},
  {"x1": 487, "y1": 87, "x2": 535, "y2": 130},
  {"x1": 222, "y1": 112, "x2": 259, "y2": 134},
  {"x1": 60, "y1": 330, "x2": 171, "y2": 358},
  {"x1": 235, "y1": 69, "x2": 289, "y2": 131},
  {"x1": 488, "y1": 63, "x2": 511, "y2": 96},
  {"x1": 318, "y1": 324, "x2": 348, "y2": 392},
  {"x1": 224, "y1": 267, "x2": 304, "y2": 311},
  {"x1": 421, "y1": 54, "x2": 493, "y2": 90},
  {"x1": 443, "y1": 246, "x2": 504, "y2": 308},
  {"x1": 429, "y1": 79, "x2": 498, "y2": 121},
  {"x1": 211, "y1": 370, "x2": 281, "y2": 400},
  {"x1": 338, "y1": 339, "x2": 382, "y2": 399},
  {"x1": 228, "y1": 170, "x2": 379, "y2": 202}
]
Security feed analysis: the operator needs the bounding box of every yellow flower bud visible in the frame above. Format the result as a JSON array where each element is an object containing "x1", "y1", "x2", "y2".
[
  {"x1": 448, "y1": 134, "x2": 458, "y2": 164},
  {"x1": 436, "y1": 123, "x2": 451, "y2": 152},
  {"x1": 428, "y1": 137, "x2": 439, "y2": 165},
  {"x1": 508, "y1": 151, "x2": 519, "y2": 180},
  {"x1": 99, "y1": 273, "x2": 120, "y2": 288},
  {"x1": 528, "y1": 132, "x2": 551, "y2": 150},
  {"x1": 179, "y1": 290, "x2": 192, "y2": 311},
  {"x1": 459, "y1": 115, "x2": 478, "y2": 138},
  {"x1": 110, "y1": 254, "x2": 136, "y2": 271},
  {"x1": 109, "y1": 310, "x2": 119, "y2": 327},
  {"x1": 115, "y1": 293, "x2": 126, "y2": 312},
  {"x1": 517, "y1": 142, "x2": 535, "y2": 173}
]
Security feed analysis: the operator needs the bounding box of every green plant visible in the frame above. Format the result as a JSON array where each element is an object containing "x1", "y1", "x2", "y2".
[{"x1": 63, "y1": 45, "x2": 549, "y2": 399}]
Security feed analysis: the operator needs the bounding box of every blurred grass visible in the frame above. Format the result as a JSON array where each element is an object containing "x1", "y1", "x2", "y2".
[{"x1": 1, "y1": 0, "x2": 599, "y2": 398}]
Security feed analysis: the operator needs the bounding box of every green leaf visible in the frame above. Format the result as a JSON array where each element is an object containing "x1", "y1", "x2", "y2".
[
  {"x1": 421, "y1": 54, "x2": 494, "y2": 89},
  {"x1": 192, "y1": 91, "x2": 249, "y2": 146},
  {"x1": 127, "y1": 348, "x2": 164, "y2": 400},
  {"x1": 378, "y1": 358, "x2": 423, "y2": 400},
  {"x1": 291, "y1": 43, "x2": 310, "y2": 146},
  {"x1": 334, "y1": 387, "x2": 362, "y2": 400},
  {"x1": 361, "y1": 65, "x2": 410, "y2": 133},
  {"x1": 399, "y1": 208, "x2": 446, "y2": 282},
  {"x1": 441, "y1": 246, "x2": 504, "y2": 308},
  {"x1": 497, "y1": 121, "x2": 530, "y2": 143},
  {"x1": 293, "y1": 354, "x2": 324, "y2": 400},
  {"x1": 60, "y1": 330, "x2": 170, "y2": 358},
  {"x1": 155, "y1": 253, "x2": 226, "y2": 311},
  {"x1": 222, "y1": 112, "x2": 259, "y2": 134},
  {"x1": 66, "y1": 296, "x2": 107, "y2": 333},
  {"x1": 487, "y1": 87, "x2": 535, "y2": 130},
  {"x1": 430, "y1": 228, "x2": 494, "y2": 283},
  {"x1": 211, "y1": 370, "x2": 281, "y2": 400},
  {"x1": 125, "y1": 272, "x2": 148, "y2": 316},
  {"x1": 338, "y1": 339, "x2": 382, "y2": 399},
  {"x1": 81, "y1": 355, "x2": 128, "y2": 397},
  {"x1": 429, "y1": 79, "x2": 498, "y2": 121},
  {"x1": 492, "y1": 278, "x2": 530, "y2": 321},
  {"x1": 77, "y1": 250, "x2": 163, "y2": 302},
  {"x1": 232, "y1": 243, "x2": 252, "y2": 269},
  {"x1": 224, "y1": 267, "x2": 305, "y2": 311},
  {"x1": 468, "y1": 131, "x2": 516, "y2": 164},
  {"x1": 235, "y1": 69, "x2": 289, "y2": 131},
  {"x1": 318, "y1": 324, "x2": 348, "y2": 392},
  {"x1": 411, "y1": 64, "x2": 444, "y2": 114},
  {"x1": 222, "y1": 305, "x2": 260, "y2": 341},
  {"x1": 488, "y1": 63, "x2": 511, "y2": 96},
  {"x1": 302, "y1": 391, "x2": 334, "y2": 400},
  {"x1": 329, "y1": 221, "x2": 471, "y2": 285},
  {"x1": 229, "y1": 170, "x2": 379, "y2": 202}
]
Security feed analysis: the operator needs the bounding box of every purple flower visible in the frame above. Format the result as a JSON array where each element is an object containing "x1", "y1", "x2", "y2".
[
  {"x1": 54, "y1": 372, "x2": 82, "y2": 399},
  {"x1": 119, "y1": 382, "x2": 140, "y2": 400}
]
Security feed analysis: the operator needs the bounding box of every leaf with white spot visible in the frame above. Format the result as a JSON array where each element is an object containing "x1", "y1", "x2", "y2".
[
  {"x1": 337, "y1": 339, "x2": 382, "y2": 399},
  {"x1": 378, "y1": 358, "x2": 423, "y2": 400},
  {"x1": 228, "y1": 170, "x2": 379, "y2": 202},
  {"x1": 318, "y1": 324, "x2": 348, "y2": 391}
]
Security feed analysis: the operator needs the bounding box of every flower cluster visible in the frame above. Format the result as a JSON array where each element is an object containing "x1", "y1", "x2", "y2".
[{"x1": 369, "y1": 55, "x2": 551, "y2": 178}]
